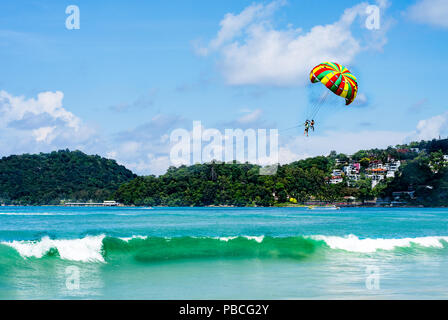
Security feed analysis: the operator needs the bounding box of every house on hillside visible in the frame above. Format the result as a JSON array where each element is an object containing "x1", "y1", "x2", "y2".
[
  {"x1": 386, "y1": 171, "x2": 396, "y2": 178},
  {"x1": 368, "y1": 173, "x2": 385, "y2": 188},
  {"x1": 335, "y1": 159, "x2": 347, "y2": 166},
  {"x1": 332, "y1": 169, "x2": 343, "y2": 177},
  {"x1": 387, "y1": 160, "x2": 401, "y2": 171},
  {"x1": 369, "y1": 160, "x2": 384, "y2": 169},
  {"x1": 343, "y1": 163, "x2": 360, "y2": 175},
  {"x1": 385, "y1": 160, "x2": 401, "y2": 178},
  {"x1": 330, "y1": 176, "x2": 343, "y2": 184}
]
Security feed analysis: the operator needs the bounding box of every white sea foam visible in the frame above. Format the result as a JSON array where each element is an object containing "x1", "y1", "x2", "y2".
[
  {"x1": 245, "y1": 235, "x2": 265, "y2": 243},
  {"x1": 309, "y1": 234, "x2": 448, "y2": 253},
  {"x1": 217, "y1": 236, "x2": 265, "y2": 243},
  {"x1": 0, "y1": 212, "x2": 60, "y2": 216},
  {"x1": 2, "y1": 235, "x2": 106, "y2": 262},
  {"x1": 217, "y1": 236, "x2": 237, "y2": 242},
  {"x1": 119, "y1": 235, "x2": 148, "y2": 242}
]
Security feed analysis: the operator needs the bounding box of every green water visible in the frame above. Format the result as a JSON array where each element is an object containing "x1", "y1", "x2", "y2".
[{"x1": 0, "y1": 206, "x2": 447, "y2": 299}]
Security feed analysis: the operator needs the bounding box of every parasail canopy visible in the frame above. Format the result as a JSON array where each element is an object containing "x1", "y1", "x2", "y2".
[{"x1": 310, "y1": 62, "x2": 358, "y2": 106}]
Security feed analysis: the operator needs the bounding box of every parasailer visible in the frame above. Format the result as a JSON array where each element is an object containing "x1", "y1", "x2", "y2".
[
  {"x1": 282, "y1": 62, "x2": 358, "y2": 136},
  {"x1": 303, "y1": 62, "x2": 358, "y2": 135}
]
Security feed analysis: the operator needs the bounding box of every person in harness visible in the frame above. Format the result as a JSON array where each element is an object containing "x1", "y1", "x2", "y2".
[
  {"x1": 310, "y1": 119, "x2": 315, "y2": 132},
  {"x1": 304, "y1": 120, "x2": 310, "y2": 137}
]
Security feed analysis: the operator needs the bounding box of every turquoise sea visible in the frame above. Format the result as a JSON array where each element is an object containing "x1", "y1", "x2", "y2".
[{"x1": 0, "y1": 206, "x2": 448, "y2": 299}]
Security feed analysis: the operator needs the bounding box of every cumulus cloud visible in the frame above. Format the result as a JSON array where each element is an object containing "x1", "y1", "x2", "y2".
[
  {"x1": 407, "y1": 112, "x2": 448, "y2": 141},
  {"x1": 0, "y1": 90, "x2": 80, "y2": 129},
  {"x1": 197, "y1": 0, "x2": 286, "y2": 56},
  {"x1": 197, "y1": 0, "x2": 389, "y2": 86},
  {"x1": 0, "y1": 90, "x2": 95, "y2": 154},
  {"x1": 407, "y1": 0, "x2": 448, "y2": 28},
  {"x1": 279, "y1": 129, "x2": 408, "y2": 161}
]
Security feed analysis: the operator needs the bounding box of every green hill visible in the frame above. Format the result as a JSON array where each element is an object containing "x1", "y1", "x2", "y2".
[
  {"x1": 115, "y1": 157, "x2": 342, "y2": 207},
  {"x1": 0, "y1": 150, "x2": 136, "y2": 205}
]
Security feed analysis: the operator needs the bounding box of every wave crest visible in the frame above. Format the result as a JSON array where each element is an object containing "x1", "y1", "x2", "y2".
[
  {"x1": 1, "y1": 235, "x2": 105, "y2": 262},
  {"x1": 1, "y1": 234, "x2": 448, "y2": 263},
  {"x1": 309, "y1": 234, "x2": 448, "y2": 253}
]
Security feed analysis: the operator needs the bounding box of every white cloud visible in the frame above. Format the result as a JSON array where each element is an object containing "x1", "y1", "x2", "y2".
[
  {"x1": 0, "y1": 90, "x2": 80, "y2": 130},
  {"x1": 280, "y1": 129, "x2": 408, "y2": 161},
  {"x1": 32, "y1": 126, "x2": 56, "y2": 143},
  {"x1": 120, "y1": 141, "x2": 141, "y2": 156},
  {"x1": 278, "y1": 146, "x2": 310, "y2": 164},
  {"x1": 198, "y1": 0, "x2": 389, "y2": 86},
  {"x1": 198, "y1": 0, "x2": 286, "y2": 56},
  {"x1": 0, "y1": 90, "x2": 94, "y2": 155},
  {"x1": 407, "y1": 0, "x2": 448, "y2": 28},
  {"x1": 237, "y1": 109, "x2": 263, "y2": 124},
  {"x1": 407, "y1": 112, "x2": 448, "y2": 141}
]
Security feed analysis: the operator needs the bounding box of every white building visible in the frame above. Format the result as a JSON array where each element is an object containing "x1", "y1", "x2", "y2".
[
  {"x1": 103, "y1": 200, "x2": 118, "y2": 206},
  {"x1": 368, "y1": 174, "x2": 385, "y2": 188},
  {"x1": 384, "y1": 160, "x2": 401, "y2": 178},
  {"x1": 369, "y1": 162, "x2": 384, "y2": 170},
  {"x1": 343, "y1": 164, "x2": 360, "y2": 175},
  {"x1": 332, "y1": 169, "x2": 343, "y2": 177},
  {"x1": 387, "y1": 160, "x2": 401, "y2": 171},
  {"x1": 348, "y1": 174, "x2": 361, "y2": 181},
  {"x1": 386, "y1": 171, "x2": 395, "y2": 178},
  {"x1": 330, "y1": 176, "x2": 343, "y2": 184}
]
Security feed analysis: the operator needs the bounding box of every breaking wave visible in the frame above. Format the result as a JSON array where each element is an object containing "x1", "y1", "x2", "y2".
[{"x1": 1, "y1": 234, "x2": 447, "y2": 264}]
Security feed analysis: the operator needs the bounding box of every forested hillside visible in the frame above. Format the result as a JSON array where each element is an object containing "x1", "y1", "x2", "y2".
[
  {"x1": 0, "y1": 150, "x2": 136, "y2": 205},
  {"x1": 116, "y1": 139, "x2": 448, "y2": 207},
  {"x1": 115, "y1": 157, "x2": 339, "y2": 207}
]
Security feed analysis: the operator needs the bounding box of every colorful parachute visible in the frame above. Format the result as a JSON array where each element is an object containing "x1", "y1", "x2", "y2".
[{"x1": 310, "y1": 62, "x2": 358, "y2": 106}]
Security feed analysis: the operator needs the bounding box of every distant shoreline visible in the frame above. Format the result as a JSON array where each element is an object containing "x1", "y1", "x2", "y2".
[{"x1": 1, "y1": 204, "x2": 446, "y2": 208}]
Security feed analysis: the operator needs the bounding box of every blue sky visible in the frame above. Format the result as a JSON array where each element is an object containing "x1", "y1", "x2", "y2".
[{"x1": 0, "y1": 0, "x2": 447, "y2": 174}]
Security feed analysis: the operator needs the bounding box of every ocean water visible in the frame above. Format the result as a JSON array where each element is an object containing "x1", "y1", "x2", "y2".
[{"x1": 0, "y1": 206, "x2": 448, "y2": 299}]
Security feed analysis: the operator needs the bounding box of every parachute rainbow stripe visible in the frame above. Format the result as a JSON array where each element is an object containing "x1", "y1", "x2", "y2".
[{"x1": 310, "y1": 62, "x2": 358, "y2": 105}]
